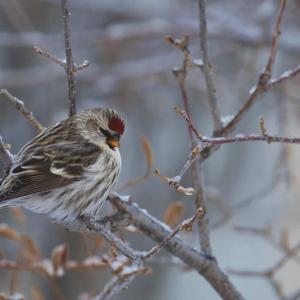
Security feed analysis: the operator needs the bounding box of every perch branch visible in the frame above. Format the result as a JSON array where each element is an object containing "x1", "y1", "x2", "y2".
[{"x1": 109, "y1": 195, "x2": 245, "y2": 300}]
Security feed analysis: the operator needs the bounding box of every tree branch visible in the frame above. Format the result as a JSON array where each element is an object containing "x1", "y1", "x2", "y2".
[
  {"x1": 0, "y1": 136, "x2": 13, "y2": 168},
  {"x1": 166, "y1": 36, "x2": 212, "y2": 255},
  {"x1": 198, "y1": 0, "x2": 223, "y2": 134},
  {"x1": 222, "y1": 0, "x2": 287, "y2": 134},
  {"x1": 0, "y1": 89, "x2": 44, "y2": 133},
  {"x1": 61, "y1": 0, "x2": 77, "y2": 116},
  {"x1": 110, "y1": 195, "x2": 245, "y2": 300}
]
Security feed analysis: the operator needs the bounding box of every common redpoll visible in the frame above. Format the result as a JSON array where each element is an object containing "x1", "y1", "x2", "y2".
[{"x1": 0, "y1": 108, "x2": 125, "y2": 229}]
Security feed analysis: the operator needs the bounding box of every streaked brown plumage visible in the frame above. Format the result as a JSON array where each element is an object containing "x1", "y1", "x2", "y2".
[{"x1": 0, "y1": 108, "x2": 125, "y2": 229}]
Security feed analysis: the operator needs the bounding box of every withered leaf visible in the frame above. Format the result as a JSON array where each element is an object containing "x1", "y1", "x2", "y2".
[{"x1": 164, "y1": 202, "x2": 185, "y2": 228}]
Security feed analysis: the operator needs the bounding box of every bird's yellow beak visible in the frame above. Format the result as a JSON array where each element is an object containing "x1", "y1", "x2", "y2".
[{"x1": 107, "y1": 138, "x2": 120, "y2": 148}]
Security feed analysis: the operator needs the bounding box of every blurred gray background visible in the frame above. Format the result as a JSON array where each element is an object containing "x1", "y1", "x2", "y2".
[{"x1": 1, "y1": 0, "x2": 300, "y2": 299}]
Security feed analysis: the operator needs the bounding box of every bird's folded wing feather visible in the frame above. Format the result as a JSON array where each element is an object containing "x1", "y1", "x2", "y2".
[{"x1": 0, "y1": 141, "x2": 101, "y2": 201}]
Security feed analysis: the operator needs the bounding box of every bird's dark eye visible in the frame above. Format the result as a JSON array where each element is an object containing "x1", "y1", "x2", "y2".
[
  {"x1": 113, "y1": 133, "x2": 120, "y2": 141},
  {"x1": 99, "y1": 127, "x2": 111, "y2": 138}
]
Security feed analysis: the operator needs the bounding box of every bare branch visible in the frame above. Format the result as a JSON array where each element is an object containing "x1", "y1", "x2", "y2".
[
  {"x1": 142, "y1": 207, "x2": 205, "y2": 260},
  {"x1": 197, "y1": 134, "x2": 300, "y2": 145},
  {"x1": 61, "y1": 0, "x2": 77, "y2": 116},
  {"x1": 79, "y1": 213, "x2": 143, "y2": 261},
  {"x1": 0, "y1": 89, "x2": 44, "y2": 133},
  {"x1": 166, "y1": 35, "x2": 212, "y2": 255},
  {"x1": 110, "y1": 195, "x2": 245, "y2": 300},
  {"x1": 198, "y1": 0, "x2": 223, "y2": 133},
  {"x1": 153, "y1": 169, "x2": 195, "y2": 196},
  {"x1": 0, "y1": 136, "x2": 13, "y2": 167},
  {"x1": 264, "y1": 0, "x2": 287, "y2": 77},
  {"x1": 269, "y1": 64, "x2": 300, "y2": 88},
  {"x1": 0, "y1": 257, "x2": 108, "y2": 276},
  {"x1": 91, "y1": 262, "x2": 147, "y2": 300},
  {"x1": 33, "y1": 46, "x2": 66, "y2": 68},
  {"x1": 173, "y1": 106, "x2": 203, "y2": 140},
  {"x1": 229, "y1": 240, "x2": 300, "y2": 300},
  {"x1": 223, "y1": 0, "x2": 288, "y2": 134}
]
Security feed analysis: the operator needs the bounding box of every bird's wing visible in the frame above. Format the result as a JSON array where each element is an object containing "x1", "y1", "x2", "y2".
[{"x1": 0, "y1": 141, "x2": 101, "y2": 201}]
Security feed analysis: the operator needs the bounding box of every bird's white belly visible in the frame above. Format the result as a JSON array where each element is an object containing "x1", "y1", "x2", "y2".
[{"x1": 16, "y1": 152, "x2": 121, "y2": 230}]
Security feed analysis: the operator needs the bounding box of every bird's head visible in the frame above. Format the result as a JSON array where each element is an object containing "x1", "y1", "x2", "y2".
[{"x1": 78, "y1": 108, "x2": 125, "y2": 150}]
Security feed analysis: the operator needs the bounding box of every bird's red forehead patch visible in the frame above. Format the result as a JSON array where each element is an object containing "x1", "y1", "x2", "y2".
[{"x1": 108, "y1": 116, "x2": 125, "y2": 135}]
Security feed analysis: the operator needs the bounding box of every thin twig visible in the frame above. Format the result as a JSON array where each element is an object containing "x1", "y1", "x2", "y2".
[
  {"x1": 61, "y1": 0, "x2": 77, "y2": 116},
  {"x1": 198, "y1": 0, "x2": 223, "y2": 134},
  {"x1": 0, "y1": 257, "x2": 108, "y2": 276},
  {"x1": 0, "y1": 89, "x2": 44, "y2": 132},
  {"x1": 269, "y1": 64, "x2": 300, "y2": 88},
  {"x1": 174, "y1": 106, "x2": 203, "y2": 140},
  {"x1": 229, "y1": 241, "x2": 300, "y2": 300},
  {"x1": 0, "y1": 136, "x2": 13, "y2": 167},
  {"x1": 267, "y1": 242, "x2": 300, "y2": 276},
  {"x1": 109, "y1": 195, "x2": 245, "y2": 300},
  {"x1": 197, "y1": 134, "x2": 300, "y2": 145},
  {"x1": 142, "y1": 207, "x2": 205, "y2": 260},
  {"x1": 74, "y1": 60, "x2": 90, "y2": 72},
  {"x1": 33, "y1": 46, "x2": 66, "y2": 68},
  {"x1": 222, "y1": 0, "x2": 288, "y2": 134},
  {"x1": 91, "y1": 262, "x2": 147, "y2": 300},
  {"x1": 166, "y1": 35, "x2": 212, "y2": 255},
  {"x1": 79, "y1": 214, "x2": 143, "y2": 261}
]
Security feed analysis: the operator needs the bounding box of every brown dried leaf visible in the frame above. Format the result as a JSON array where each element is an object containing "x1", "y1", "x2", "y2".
[
  {"x1": 140, "y1": 266, "x2": 152, "y2": 275},
  {"x1": 111, "y1": 244, "x2": 118, "y2": 259},
  {"x1": 4, "y1": 143, "x2": 11, "y2": 151},
  {"x1": 20, "y1": 235, "x2": 42, "y2": 261},
  {"x1": 0, "y1": 293, "x2": 6, "y2": 300},
  {"x1": 163, "y1": 202, "x2": 185, "y2": 228},
  {"x1": 93, "y1": 235, "x2": 103, "y2": 252},
  {"x1": 280, "y1": 229, "x2": 290, "y2": 251},
  {"x1": 141, "y1": 137, "x2": 154, "y2": 177},
  {"x1": 0, "y1": 249, "x2": 4, "y2": 259},
  {"x1": 176, "y1": 186, "x2": 195, "y2": 196},
  {"x1": 51, "y1": 244, "x2": 69, "y2": 276},
  {"x1": 31, "y1": 287, "x2": 46, "y2": 300},
  {"x1": 0, "y1": 224, "x2": 20, "y2": 241},
  {"x1": 118, "y1": 137, "x2": 153, "y2": 191},
  {"x1": 9, "y1": 207, "x2": 27, "y2": 226}
]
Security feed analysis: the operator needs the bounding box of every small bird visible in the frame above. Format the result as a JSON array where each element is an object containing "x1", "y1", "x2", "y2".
[{"x1": 0, "y1": 108, "x2": 125, "y2": 230}]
